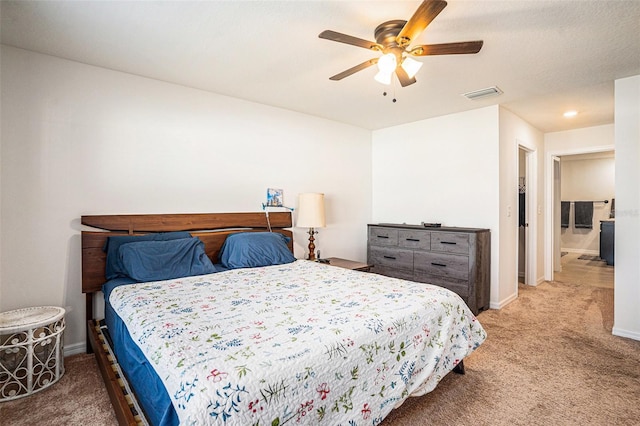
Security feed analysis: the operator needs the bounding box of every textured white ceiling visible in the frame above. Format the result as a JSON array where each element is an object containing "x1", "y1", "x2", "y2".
[{"x1": 2, "y1": 1, "x2": 639, "y2": 132}]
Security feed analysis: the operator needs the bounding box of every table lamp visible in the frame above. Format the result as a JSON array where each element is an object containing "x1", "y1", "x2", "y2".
[{"x1": 296, "y1": 193, "x2": 326, "y2": 261}]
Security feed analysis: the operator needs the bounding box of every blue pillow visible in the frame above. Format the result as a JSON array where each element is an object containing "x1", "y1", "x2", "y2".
[
  {"x1": 104, "y1": 232, "x2": 192, "y2": 279},
  {"x1": 118, "y1": 238, "x2": 216, "y2": 282},
  {"x1": 219, "y1": 232, "x2": 296, "y2": 269}
]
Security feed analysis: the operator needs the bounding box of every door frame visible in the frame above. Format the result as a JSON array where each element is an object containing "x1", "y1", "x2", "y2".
[
  {"x1": 543, "y1": 144, "x2": 615, "y2": 281},
  {"x1": 552, "y1": 156, "x2": 562, "y2": 273},
  {"x1": 517, "y1": 142, "x2": 537, "y2": 287}
]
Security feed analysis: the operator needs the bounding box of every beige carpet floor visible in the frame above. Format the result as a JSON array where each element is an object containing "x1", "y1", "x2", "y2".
[{"x1": 2, "y1": 253, "x2": 639, "y2": 425}]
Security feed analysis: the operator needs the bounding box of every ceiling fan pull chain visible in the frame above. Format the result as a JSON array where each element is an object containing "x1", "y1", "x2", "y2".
[{"x1": 382, "y1": 80, "x2": 398, "y2": 103}]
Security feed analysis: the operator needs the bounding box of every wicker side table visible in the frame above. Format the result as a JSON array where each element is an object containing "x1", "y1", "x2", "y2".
[{"x1": 0, "y1": 306, "x2": 66, "y2": 401}]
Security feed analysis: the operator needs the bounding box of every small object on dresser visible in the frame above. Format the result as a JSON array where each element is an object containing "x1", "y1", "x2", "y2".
[
  {"x1": 317, "y1": 258, "x2": 330, "y2": 264},
  {"x1": 421, "y1": 222, "x2": 442, "y2": 228}
]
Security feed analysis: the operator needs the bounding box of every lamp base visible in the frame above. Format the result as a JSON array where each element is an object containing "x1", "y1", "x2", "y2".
[{"x1": 307, "y1": 228, "x2": 318, "y2": 261}]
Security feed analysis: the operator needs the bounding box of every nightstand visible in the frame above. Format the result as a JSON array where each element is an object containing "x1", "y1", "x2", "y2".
[{"x1": 325, "y1": 257, "x2": 372, "y2": 272}]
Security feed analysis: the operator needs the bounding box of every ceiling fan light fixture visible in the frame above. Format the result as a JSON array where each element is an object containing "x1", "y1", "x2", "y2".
[
  {"x1": 320, "y1": 1, "x2": 484, "y2": 88},
  {"x1": 374, "y1": 70, "x2": 393, "y2": 85},
  {"x1": 377, "y1": 53, "x2": 397, "y2": 74},
  {"x1": 401, "y1": 56, "x2": 423, "y2": 79}
]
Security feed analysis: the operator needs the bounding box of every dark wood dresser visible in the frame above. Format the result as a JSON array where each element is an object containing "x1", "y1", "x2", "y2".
[{"x1": 367, "y1": 223, "x2": 491, "y2": 315}]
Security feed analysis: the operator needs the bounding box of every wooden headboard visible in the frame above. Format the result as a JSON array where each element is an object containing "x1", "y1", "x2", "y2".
[{"x1": 81, "y1": 212, "x2": 293, "y2": 324}]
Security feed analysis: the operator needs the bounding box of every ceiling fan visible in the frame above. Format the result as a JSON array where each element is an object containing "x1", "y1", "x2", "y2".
[{"x1": 319, "y1": 0, "x2": 483, "y2": 87}]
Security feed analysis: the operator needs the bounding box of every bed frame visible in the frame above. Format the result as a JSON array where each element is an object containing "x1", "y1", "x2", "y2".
[{"x1": 81, "y1": 212, "x2": 293, "y2": 426}]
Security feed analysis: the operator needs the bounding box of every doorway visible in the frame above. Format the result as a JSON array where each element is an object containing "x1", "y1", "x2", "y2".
[
  {"x1": 518, "y1": 148, "x2": 527, "y2": 284},
  {"x1": 517, "y1": 143, "x2": 537, "y2": 287},
  {"x1": 553, "y1": 157, "x2": 561, "y2": 272},
  {"x1": 544, "y1": 147, "x2": 615, "y2": 282}
]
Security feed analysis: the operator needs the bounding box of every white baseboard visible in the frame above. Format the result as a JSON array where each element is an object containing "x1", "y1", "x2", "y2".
[
  {"x1": 612, "y1": 327, "x2": 640, "y2": 342},
  {"x1": 517, "y1": 278, "x2": 545, "y2": 287},
  {"x1": 561, "y1": 248, "x2": 600, "y2": 255},
  {"x1": 520, "y1": 276, "x2": 546, "y2": 287},
  {"x1": 64, "y1": 341, "x2": 86, "y2": 357},
  {"x1": 490, "y1": 292, "x2": 518, "y2": 310}
]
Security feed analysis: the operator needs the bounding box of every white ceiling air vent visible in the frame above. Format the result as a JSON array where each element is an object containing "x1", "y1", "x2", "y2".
[{"x1": 462, "y1": 86, "x2": 503, "y2": 100}]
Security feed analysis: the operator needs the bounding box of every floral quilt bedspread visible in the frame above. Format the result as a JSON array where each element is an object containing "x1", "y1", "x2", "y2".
[{"x1": 109, "y1": 260, "x2": 486, "y2": 425}]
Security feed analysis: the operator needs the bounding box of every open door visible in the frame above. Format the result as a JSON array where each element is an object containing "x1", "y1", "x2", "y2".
[
  {"x1": 553, "y1": 157, "x2": 562, "y2": 272},
  {"x1": 518, "y1": 148, "x2": 527, "y2": 284},
  {"x1": 518, "y1": 143, "x2": 537, "y2": 286}
]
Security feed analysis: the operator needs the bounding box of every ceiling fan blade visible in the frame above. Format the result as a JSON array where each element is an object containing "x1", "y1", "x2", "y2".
[
  {"x1": 319, "y1": 30, "x2": 382, "y2": 51},
  {"x1": 395, "y1": 67, "x2": 417, "y2": 87},
  {"x1": 396, "y1": 0, "x2": 448, "y2": 47},
  {"x1": 409, "y1": 40, "x2": 484, "y2": 56},
  {"x1": 329, "y1": 58, "x2": 379, "y2": 81}
]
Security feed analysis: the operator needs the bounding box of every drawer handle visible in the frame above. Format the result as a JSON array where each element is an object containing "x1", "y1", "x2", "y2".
[
  {"x1": 383, "y1": 255, "x2": 397, "y2": 260},
  {"x1": 431, "y1": 262, "x2": 447, "y2": 267},
  {"x1": 441, "y1": 241, "x2": 457, "y2": 245},
  {"x1": 406, "y1": 238, "x2": 420, "y2": 242},
  {"x1": 377, "y1": 235, "x2": 390, "y2": 239}
]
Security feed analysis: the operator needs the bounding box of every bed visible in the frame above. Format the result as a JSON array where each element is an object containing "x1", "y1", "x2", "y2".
[{"x1": 81, "y1": 212, "x2": 486, "y2": 425}]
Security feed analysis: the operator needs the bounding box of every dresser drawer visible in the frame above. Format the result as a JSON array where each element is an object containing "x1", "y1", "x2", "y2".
[
  {"x1": 372, "y1": 266, "x2": 415, "y2": 282},
  {"x1": 369, "y1": 227, "x2": 399, "y2": 246},
  {"x1": 398, "y1": 230, "x2": 430, "y2": 250},
  {"x1": 369, "y1": 246, "x2": 413, "y2": 271},
  {"x1": 414, "y1": 252, "x2": 469, "y2": 281},
  {"x1": 414, "y1": 274, "x2": 470, "y2": 298},
  {"x1": 431, "y1": 232, "x2": 470, "y2": 254}
]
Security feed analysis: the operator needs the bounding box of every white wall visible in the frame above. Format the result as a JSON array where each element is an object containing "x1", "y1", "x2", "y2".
[
  {"x1": 560, "y1": 156, "x2": 615, "y2": 253},
  {"x1": 371, "y1": 106, "x2": 501, "y2": 306},
  {"x1": 613, "y1": 74, "x2": 640, "y2": 341},
  {"x1": 498, "y1": 107, "x2": 545, "y2": 303},
  {"x1": 0, "y1": 46, "x2": 372, "y2": 352},
  {"x1": 545, "y1": 125, "x2": 615, "y2": 153}
]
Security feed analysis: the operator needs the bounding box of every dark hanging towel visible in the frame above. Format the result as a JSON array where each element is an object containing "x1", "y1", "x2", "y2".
[
  {"x1": 561, "y1": 201, "x2": 570, "y2": 228},
  {"x1": 574, "y1": 201, "x2": 594, "y2": 229},
  {"x1": 610, "y1": 198, "x2": 615, "y2": 218},
  {"x1": 519, "y1": 193, "x2": 526, "y2": 227}
]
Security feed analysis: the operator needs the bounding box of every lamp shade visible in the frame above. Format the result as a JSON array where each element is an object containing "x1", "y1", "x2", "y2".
[
  {"x1": 374, "y1": 53, "x2": 397, "y2": 85},
  {"x1": 374, "y1": 70, "x2": 393, "y2": 85},
  {"x1": 377, "y1": 53, "x2": 397, "y2": 73},
  {"x1": 297, "y1": 193, "x2": 326, "y2": 228},
  {"x1": 401, "y1": 56, "x2": 423, "y2": 79}
]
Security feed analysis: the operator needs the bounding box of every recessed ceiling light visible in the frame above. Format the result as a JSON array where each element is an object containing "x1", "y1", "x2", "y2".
[{"x1": 563, "y1": 110, "x2": 578, "y2": 118}]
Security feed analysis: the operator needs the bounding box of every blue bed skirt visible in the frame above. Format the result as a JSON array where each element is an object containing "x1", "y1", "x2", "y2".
[{"x1": 103, "y1": 278, "x2": 178, "y2": 426}]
